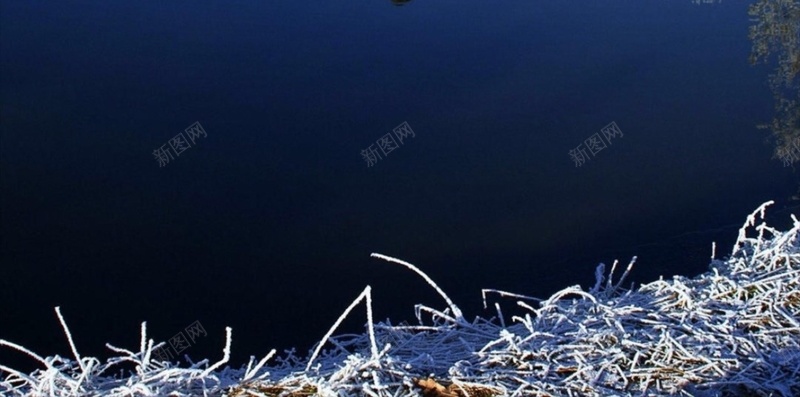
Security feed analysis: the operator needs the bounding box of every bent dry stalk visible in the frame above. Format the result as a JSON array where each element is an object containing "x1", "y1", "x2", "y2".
[{"x1": 1, "y1": 200, "x2": 799, "y2": 396}]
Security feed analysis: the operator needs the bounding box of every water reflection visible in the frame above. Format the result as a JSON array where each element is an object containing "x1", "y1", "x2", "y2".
[{"x1": 749, "y1": 0, "x2": 800, "y2": 166}]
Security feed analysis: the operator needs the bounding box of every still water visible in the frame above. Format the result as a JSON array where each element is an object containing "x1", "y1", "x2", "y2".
[{"x1": 1, "y1": 0, "x2": 797, "y2": 370}]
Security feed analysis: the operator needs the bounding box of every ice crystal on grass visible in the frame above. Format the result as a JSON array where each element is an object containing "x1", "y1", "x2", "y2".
[{"x1": 3, "y1": 200, "x2": 800, "y2": 396}]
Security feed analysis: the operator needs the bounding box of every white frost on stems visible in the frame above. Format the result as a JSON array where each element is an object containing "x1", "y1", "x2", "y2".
[
  {"x1": 242, "y1": 349, "x2": 276, "y2": 382},
  {"x1": 55, "y1": 307, "x2": 86, "y2": 376},
  {"x1": 481, "y1": 289, "x2": 542, "y2": 309},
  {"x1": 200, "y1": 326, "x2": 232, "y2": 377},
  {"x1": 306, "y1": 285, "x2": 379, "y2": 372},
  {"x1": 370, "y1": 253, "x2": 465, "y2": 324},
  {"x1": 1, "y1": 200, "x2": 799, "y2": 396}
]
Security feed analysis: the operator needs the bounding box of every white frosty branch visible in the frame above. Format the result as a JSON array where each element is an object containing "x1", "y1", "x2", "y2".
[{"x1": 1, "y1": 200, "x2": 799, "y2": 397}]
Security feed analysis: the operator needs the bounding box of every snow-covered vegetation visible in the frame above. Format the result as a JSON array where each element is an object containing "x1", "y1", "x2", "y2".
[{"x1": 2, "y1": 200, "x2": 799, "y2": 396}]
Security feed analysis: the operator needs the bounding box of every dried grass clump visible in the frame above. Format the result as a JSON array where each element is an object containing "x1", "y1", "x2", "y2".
[{"x1": 2, "y1": 200, "x2": 799, "y2": 396}]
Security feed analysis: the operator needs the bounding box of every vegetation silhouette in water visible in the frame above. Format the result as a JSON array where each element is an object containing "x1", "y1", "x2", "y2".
[{"x1": 750, "y1": 0, "x2": 800, "y2": 167}]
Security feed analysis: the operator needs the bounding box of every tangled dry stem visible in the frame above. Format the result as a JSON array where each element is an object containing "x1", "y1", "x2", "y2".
[{"x1": 2, "y1": 200, "x2": 799, "y2": 396}]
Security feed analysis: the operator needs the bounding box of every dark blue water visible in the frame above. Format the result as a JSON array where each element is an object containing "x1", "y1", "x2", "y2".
[{"x1": 1, "y1": 1, "x2": 797, "y2": 372}]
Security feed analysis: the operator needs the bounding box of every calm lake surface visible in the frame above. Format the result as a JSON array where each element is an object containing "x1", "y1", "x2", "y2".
[{"x1": 1, "y1": 0, "x2": 798, "y2": 370}]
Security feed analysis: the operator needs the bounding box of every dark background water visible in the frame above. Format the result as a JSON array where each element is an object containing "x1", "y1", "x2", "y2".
[{"x1": 1, "y1": 0, "x2": 798, "y2": 373}]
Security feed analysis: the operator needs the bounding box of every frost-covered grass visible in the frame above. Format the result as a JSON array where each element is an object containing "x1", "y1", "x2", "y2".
[{"x1": 2, "y1": 200, "x2": 800, "y2": 396}]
